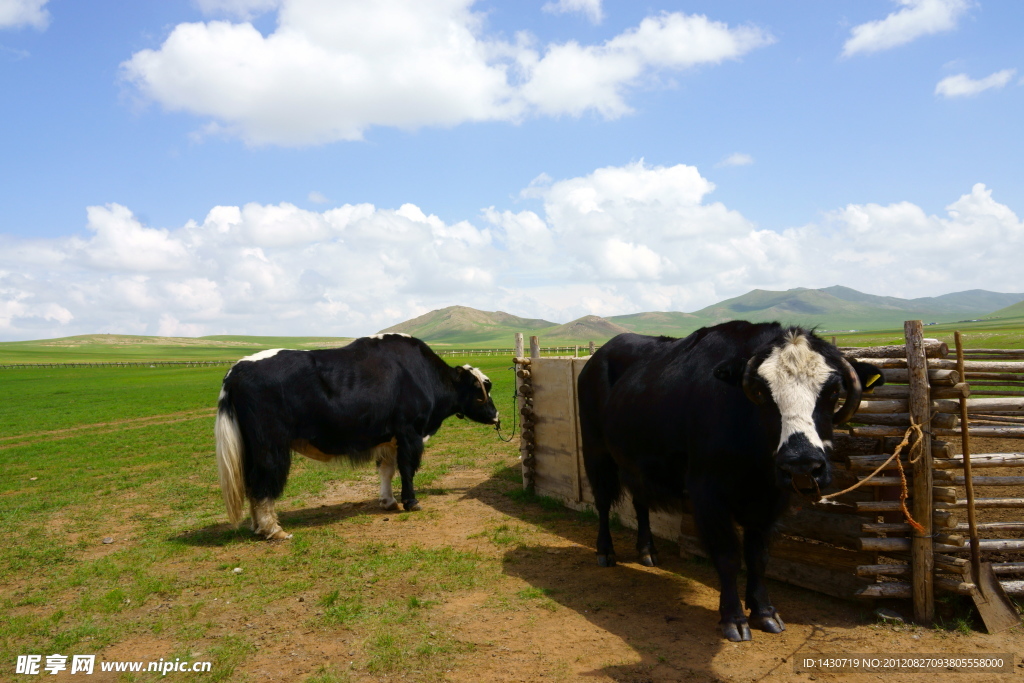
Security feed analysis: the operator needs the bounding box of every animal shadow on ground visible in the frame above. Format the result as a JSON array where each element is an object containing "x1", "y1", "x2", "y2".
[
  {"x1": 462, "y1": 464, "x2": 867, "y2": 681},
  {"x1": 170, "y1": 500, "x2": 380, "y2": 547}
]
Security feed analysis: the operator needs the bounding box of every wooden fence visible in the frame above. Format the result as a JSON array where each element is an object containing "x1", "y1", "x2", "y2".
[
  {"x1": 0, "y1": 360, "x2": 234, "y2": 369},
  {"x1": 513, "y1": 323, "x2": 1023, "y2": 624},
  {"x1": 1, "y1": 346, "x2": 602, "y2": 369}
]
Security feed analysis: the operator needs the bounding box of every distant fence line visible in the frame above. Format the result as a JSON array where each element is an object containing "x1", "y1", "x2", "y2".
[
  {"x1": 434, "y1": 346, "x2": 597, "y2": 358},
  {"x1": 0, "y1": 347, "x2": 596, "y2": 369},
  {"x1": 0, "y1": 360, "x2": 234, "y2": 369}
]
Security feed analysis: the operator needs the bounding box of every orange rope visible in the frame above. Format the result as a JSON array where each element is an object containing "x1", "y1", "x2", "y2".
[{"x1": 820, "y1": 421, "x2": 926, "y2": 533}]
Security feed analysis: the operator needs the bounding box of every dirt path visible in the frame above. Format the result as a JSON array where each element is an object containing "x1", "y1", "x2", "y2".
[{"x1": 190, "y1": 462, "x2": 1022, "y2": 682}]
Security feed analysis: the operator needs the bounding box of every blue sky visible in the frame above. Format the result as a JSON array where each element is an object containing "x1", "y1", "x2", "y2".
[{"x1": 1, "y1": 0, "x2": 1022, "y2": 340}]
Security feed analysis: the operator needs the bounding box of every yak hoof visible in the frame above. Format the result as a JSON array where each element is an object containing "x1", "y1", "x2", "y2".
[
  {"x1": 639, "y1": 552, "x2": 658, "y2": 567},
  {"x1": 596, "y1": 553, "x2": 617, "y2": 568},
  {"x1": 266, "y1": 529, "x2": 292, "y2": 541},
  {"x1": 721, "y1": 621, "x2": 752, "y2": 642},
  {"x1": 403, "y1": 499, "x2": 421, "y2": 512},
  {"x1": 379, "y1": 498, "x2": 399, "y2": 511},
  {"x1": 751, "y1": 611, "x2": 786, "y2": 633}
]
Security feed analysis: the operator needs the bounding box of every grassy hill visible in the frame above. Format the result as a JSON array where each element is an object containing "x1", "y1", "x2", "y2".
[
  {"x1": 541, "y1": 315, "x2": 631, "y2": 341},
  {"x1": 5, "y1": 286, "x2": 1022, "y2": 360},
  {"x1": 607, "y1": 311, "x2": 701, "y2": 336},
  {"x1": 986, "y1": 300, "x2": 1024, "y2": 319},
  {"x1": 378, "y1": 306, "x2": 554, "y2": 345}
]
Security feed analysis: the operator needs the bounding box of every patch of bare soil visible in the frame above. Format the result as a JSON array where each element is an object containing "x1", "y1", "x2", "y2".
[{"x1": 57, "y1": 457, "x2": 1024, "y2": 682}]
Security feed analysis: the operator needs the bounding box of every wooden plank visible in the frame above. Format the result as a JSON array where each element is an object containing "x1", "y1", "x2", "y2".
[
  {"x1": 864, "y1": 384, "x2": 970, "y2": 399},
  {"x1": 932, "y1": 539, "x2": 1024, "y2": 553},
  {"x1": 934, "y1": 475, "x2": 1024, "y2": 487},
  {"x1": 933, "y1": 498, "x2": 1024, "y2": 509},
  {"x1": 881, "y1": 367, "x2": 959, "y2": 385},
  {"x1": 905, "y1": 320, "x2": 933, "y2": 624},
  {"x1": 854, "y1": 413, "x2": 958, "y2": 429},
  {"x1": 931, "y1": 453, "x2": 1024, "y2": 469},
  {"x1": 847, "y1": 453, "x2": 1022, "y2": 471},
  {"x1": 932, "y1": 397, "x2": 1024, "y2": 414},
  {"x1": 774, "y1": 507, "x2": 865, "y2": 549},
  {"x1": 572, "y1": 358, "x2": 590, "y2": 504},
  {"x1": 855, "y1": 358, "x2": 1024, "y2": 373},
  {"x1": 529, "y1": 359, "x2": 582, "y2": 501},
  {"x1": 933, "y1": 425, "x2": 1024, "y2": 438},
  {"x1": 857, "y1": 563, "x2": 910, "y2": 577},
  {"x1": 840, "y1": 339, "x2": 948, "y2": 359}
]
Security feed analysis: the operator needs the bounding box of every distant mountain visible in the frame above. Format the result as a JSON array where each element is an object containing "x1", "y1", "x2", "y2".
[
  {"x1": 377, "y1": 287, "x2": 1024, "y2": 346},
  {"x1": 378, "y1": 305, "x2": 555, "y2": 344},
  {"x1": 608, "y1": 311, "x2": 700, "y2": 336},
  {"x1": 821, "y1": 286, "x2": 1024, "y2": 315},
  {"x1": 542, "y1": 315, "x2": 631, "y2": 341}
]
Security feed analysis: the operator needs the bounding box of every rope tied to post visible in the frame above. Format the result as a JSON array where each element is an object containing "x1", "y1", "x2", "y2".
[
  {"x1": 818, "y1": 419, "x2": 927, "y2": 533},
  {"x1": 493, "y1": 365, "x2": 519, "y2": 443}
]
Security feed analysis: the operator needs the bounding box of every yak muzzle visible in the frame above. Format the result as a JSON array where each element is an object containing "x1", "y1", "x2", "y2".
[{"x1": 775, "y1": 433, "x2": 832, "y2": 493}]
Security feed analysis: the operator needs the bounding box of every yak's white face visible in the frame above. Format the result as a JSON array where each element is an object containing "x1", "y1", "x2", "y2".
[{"x1": 756, "y1": 332, "x2": 834, "y2": 454}]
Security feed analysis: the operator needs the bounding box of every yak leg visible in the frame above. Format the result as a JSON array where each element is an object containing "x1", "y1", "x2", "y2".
[
  {"x1": 243, "y1": 444, "x2": 292, "y2": 540},
  {"x1": 691, "y1": 486, "x2": 749, "y2": 641},
  {"x1": 633, "y1": 499, "x2": 658, "y2": 567},
  {"x1": 586, "y1": 455, "x2": 620, "y2": 568},
  {"x1": 396, "y1": 433, "x2": 424, "y2": 511},
  {"x1": 743, "y1": 525, "x2": 785, "y2": 633},
  {"x1": 249, "y1": 498, "x2": 291, "y2": 540},
  {"x1": 375, "y1": 443, "x2": 400, "y2": 510}
]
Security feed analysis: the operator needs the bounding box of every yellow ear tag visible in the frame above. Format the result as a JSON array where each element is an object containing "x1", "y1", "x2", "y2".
[{"x1": 865, "y1": 374, "x2": 881, "y2": 392}]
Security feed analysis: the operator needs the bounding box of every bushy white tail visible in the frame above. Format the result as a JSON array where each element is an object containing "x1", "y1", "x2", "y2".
[{"x1": 215, "y1": 408, "x2": 246, "y2": 527}]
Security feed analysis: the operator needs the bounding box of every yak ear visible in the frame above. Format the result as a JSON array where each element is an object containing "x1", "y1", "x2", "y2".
[
  {"x1": 713, "y1": 358, "x2": 748, "y2": 386},
  {"x1": 851, "y1": 360, "x2": 885, "y2": 393}
]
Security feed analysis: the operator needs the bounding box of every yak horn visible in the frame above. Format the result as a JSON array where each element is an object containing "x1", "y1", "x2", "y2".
[{"x1": 833, "y1": 357, "x2": 863, "y2": 425}]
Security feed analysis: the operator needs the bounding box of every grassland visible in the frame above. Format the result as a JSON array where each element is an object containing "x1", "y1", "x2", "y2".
[
  {"x1": 0, "y1": 335, "x2": 353, "y2": 364},
  {"x1": 830, "y1": 315, "x2": 1024, "y2": 349},
  {"x1": 0, "y1": 355, "x2": 522, "y2": 681}
]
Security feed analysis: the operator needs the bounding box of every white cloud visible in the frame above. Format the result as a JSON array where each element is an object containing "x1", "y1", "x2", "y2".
[
  {"x1": 121, "y1": 1, "x2": 773, "y2": 146},
  {"x1": 0, "y1": 0, "x2": 49, "y2": 30},
  {"x1": 307, "y1": 190, "x2": 329, "y2": 204},
  {"x1": 2, "y1": 163, "x2": 1021, "y2": 340},
  {"x1": 76, "y1": 204, "x2": 190, "y2": 271},
  {"x1": 542, "y1": 0, "x2": 603, "y2": 24},
  {"x1": 716, "y1": 152, "x2": 754, "y2": 167},
  {"x1": 842, "y1": 0, "x2": 971, "y2": 57},
  {"x1": 935, "y1": 68, "x2": 1016, "y2": 98}
]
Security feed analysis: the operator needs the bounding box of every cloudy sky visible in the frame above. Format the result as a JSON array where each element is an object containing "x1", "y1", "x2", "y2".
[{"x1": 1, "y1": 0, "x2": 1022, "y2": 340}]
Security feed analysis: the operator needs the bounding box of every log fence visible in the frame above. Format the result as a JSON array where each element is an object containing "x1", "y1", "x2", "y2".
[{"x1": 513, "y1": 322, "x2": 1024, "y2": 625}]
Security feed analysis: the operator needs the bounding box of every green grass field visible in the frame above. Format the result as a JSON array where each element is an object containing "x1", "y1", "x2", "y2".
[
  {"x1": 0, "y1": 335, "x2": 353, "y2": 364},
  {"x1": 0, "y1": 355, "x2": 523, "y2": 681},
  {"x1": 829, "y1": 315, "x2": 1024, "y2": 349}
]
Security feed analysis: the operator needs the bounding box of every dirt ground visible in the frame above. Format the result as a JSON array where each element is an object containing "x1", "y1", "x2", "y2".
[{"x1": 79, "y1": 453, "x2": 1019, "y2": 683}]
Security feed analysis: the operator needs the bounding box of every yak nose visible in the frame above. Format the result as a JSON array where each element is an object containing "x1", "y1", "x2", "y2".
[{"x1": 776, "y1": 434, "x2": 831, "y2": 486}]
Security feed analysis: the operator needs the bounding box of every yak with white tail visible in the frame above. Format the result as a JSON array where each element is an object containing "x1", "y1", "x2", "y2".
[{"x1": 215, "y1": 333, "x2": 499, "y2": 540}]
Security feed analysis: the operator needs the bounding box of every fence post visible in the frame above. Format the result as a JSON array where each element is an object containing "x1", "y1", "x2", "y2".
[
  {"x1": 514, "y1": 333, "x2": 524, "y2": 360},
  {"x1": 905, "y1": 320, "x2": 934, "y2": 625},
  {"x1": 530, "y1": 336, "x2": 540, "y2": 359}
]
